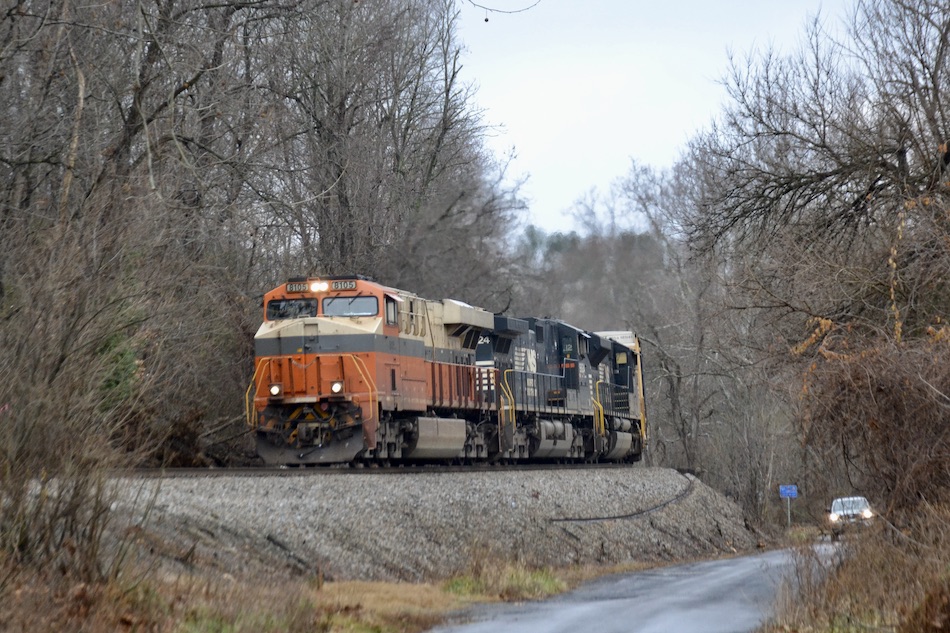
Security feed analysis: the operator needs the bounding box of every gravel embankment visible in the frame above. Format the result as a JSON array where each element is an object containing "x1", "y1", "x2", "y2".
[{"x1": 115, "y1": 467, "x2": 762, "y2": 582}]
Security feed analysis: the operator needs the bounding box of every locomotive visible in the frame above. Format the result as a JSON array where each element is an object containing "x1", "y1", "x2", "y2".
[{"x1": 246, "y1": 276, "x2": 646, "y2": 466}]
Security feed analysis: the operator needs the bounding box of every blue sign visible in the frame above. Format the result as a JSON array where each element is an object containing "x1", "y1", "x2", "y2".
[{"x1": 779, "y1": 485, "x2": 798, "y2": 499}]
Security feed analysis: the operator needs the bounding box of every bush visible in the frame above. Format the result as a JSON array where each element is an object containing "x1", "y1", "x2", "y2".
[
  {"x1": 800, "y1": 334, "x2": 950, "y2": 511},
  {"x1": 766, "y1": 503, "x2": 950, "y2": 631}
]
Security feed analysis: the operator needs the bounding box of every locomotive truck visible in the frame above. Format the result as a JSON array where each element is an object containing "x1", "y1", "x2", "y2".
[{"x1": 247, "y1": 276, "x2": 646, "y2": 466}]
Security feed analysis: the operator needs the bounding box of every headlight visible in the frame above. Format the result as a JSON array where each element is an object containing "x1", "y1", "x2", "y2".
[
  {"x1": 310, "y1": 281, "x2": 329, "y2": 292},
  {"x1": 330, "y1": 380, "x2": 344, "y2": 394},
  {"x1": 829, "y1": 512, "x2": 840, "y2": 523},
  {"x1": 862, "y1": 509, "x2": 873, "y2": 519},
  {"x1": 269, "y1": 383, "x2": 283, "y2": 397}
]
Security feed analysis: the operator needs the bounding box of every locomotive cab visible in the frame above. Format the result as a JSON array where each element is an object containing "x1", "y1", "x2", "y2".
[{"x1": 250, "y1": 276, "x2": 390, "y2": 465}]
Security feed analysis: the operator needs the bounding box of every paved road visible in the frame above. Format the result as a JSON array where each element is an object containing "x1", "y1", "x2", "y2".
[{"x1": 429, "y1": 549, "x2": 798, "y2": 633}]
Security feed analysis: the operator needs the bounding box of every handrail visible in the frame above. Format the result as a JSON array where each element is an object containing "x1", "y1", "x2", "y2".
[
  {"x1": 245, "y1": 359, "x2": 267, "y2": 428},
  {"x1": 426, "y1": 359, "x2": 492, "y2": 408},
  {"x1": 501, "y1": 368, "x2": 566, "y2": 412},
  {"x1": 499, "y1": 369, "x2": 516, "y2": 443},
  {"x1": 633, "y1": 338, "x2": 648, "y2": 445},
  {"x1": 343, "y1": 353, "x2": 378, "y2": 424},
  {"x1": 592, "y1": 380, "x2": 607, "y2": 437}
]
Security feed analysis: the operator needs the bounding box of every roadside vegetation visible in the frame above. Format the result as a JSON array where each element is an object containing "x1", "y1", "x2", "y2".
[
  {"x1": 0, "y1": 556, "x2": 629, "y2": 633},
  {"x1": 2, "y1": 0, "x2": 948, "y2": 630},
  {"x1": 767, "y1": 503, "x2": 950, "y2": 632}
]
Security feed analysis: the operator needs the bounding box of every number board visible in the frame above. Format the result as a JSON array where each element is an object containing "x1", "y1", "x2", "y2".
[
  {"x1": 331, "y1": 280, "x2": 357, "y2": 290},
  {"x1": 286, "y1": 282, "x2": 309, "y2": 293}
]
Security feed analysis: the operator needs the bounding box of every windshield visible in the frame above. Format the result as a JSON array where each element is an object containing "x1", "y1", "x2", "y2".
[
  {"x1": 323, "y1": 296, "x2": 378, "y2": 317},
  {"x1": 266, "y1": 298, "x2": 317, "y2": 320},
  {"x1": 831, "y1": 497, "x2": 870, "y2": 514}
]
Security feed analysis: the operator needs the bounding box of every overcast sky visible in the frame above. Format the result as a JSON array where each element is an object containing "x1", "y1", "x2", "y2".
[{"x1": 456, "y1": 0, "x2": 852, "y2": 233}]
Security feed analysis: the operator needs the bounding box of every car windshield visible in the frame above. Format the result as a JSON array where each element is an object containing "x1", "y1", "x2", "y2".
[
  {"x1": 832, "y1": 496, "x2": 870, "y2": 514},
  {"x1": 323, "y1": 296, "x2": 378, "y2": 317}
]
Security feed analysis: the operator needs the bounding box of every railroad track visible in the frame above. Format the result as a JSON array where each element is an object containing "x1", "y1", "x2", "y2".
[{"x1": 128, "y1": 461, "x2": 636, "y2": 478}]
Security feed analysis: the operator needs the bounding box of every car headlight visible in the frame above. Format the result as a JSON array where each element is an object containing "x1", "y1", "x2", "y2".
[
  {"x1": 829, "y1": 512, "x2": 840, "y2": 523},
  {"x1": 269, "y1": 383, "x2": 283, "y2": 397},
  {"x1": 330, "y1": 380, "x2": 344, "y2": 394},
  {"x1": 862, "y1": 509, "x2": 873, "y2": 519}
]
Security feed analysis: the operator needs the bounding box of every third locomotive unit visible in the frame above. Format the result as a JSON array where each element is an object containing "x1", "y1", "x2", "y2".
[{"x1": 247, "y1": 276, "x2": 646, "y2": 466}]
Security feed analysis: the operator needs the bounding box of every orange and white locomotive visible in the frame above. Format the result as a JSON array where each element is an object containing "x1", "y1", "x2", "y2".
[{"x1": 247, "y1": 276, "x2": 646, "y2": 466}]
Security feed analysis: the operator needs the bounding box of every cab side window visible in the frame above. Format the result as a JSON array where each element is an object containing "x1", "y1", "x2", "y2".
[{"x1": 385, "y1": 296, "x2": 398, "y2": 325}]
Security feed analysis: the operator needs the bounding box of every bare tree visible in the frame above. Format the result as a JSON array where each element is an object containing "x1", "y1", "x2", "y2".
[
  {"x1": 591, "y1": 164, "x2": 802, "y2": 519},
  {"x1": 684, "y1": 0, "x2": 950, "y2": 509},
  {"x1": 0, "y1": 0, "x2": 525, "y2": 582},
  {"x1": 251, "y1": 0, "x2": 523, "y2": 303}
]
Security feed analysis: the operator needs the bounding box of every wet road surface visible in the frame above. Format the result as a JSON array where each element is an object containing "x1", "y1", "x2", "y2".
[{"x1": 429, "y1": 549, "x2": 797, "y2": 633}]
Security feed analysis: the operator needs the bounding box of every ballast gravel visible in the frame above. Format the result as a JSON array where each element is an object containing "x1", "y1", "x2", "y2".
[{"x1": 115, "y1": 467, "x2": 762, "y2": 582}]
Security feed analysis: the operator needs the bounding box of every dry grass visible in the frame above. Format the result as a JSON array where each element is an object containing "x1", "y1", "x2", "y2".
[
  {"x1": 0, "y1": 555, "x2": 582, "y2": 633},
  {"x1": 763, "y1": 503, "x2": 950, "y2": 632},
  {"x1": 443, "y1": 559, "x2": 565, "y2": 602},
  {"x1": 556, "y1": 560, "x2": 656, "y2": 588},
  {"x1": 0, "y1": 512, "x2": 756, "y2": 633},
  {"x1": 0, "y1": 568, "x2": 453, "y2": 633},
  {"x1": 8, "y1": 511, "x2": 942, "y2": 633},
  {"x1": 0, "y1": 565, "x2": 321, "y2": 633},
  {"x1": 783, "y1": 524, "x2": 823, "y2": 546},
  {"x1": 314, "y1": 580, "x2": 471, "y2": 633},
  {"x1": 0, "y1": 546, "x2": 672, "y2": 633}
]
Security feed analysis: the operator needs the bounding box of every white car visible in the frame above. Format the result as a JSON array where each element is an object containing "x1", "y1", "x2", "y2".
[{"x1": 828, "y1": 495, "x2": 874, "y2": 540}]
